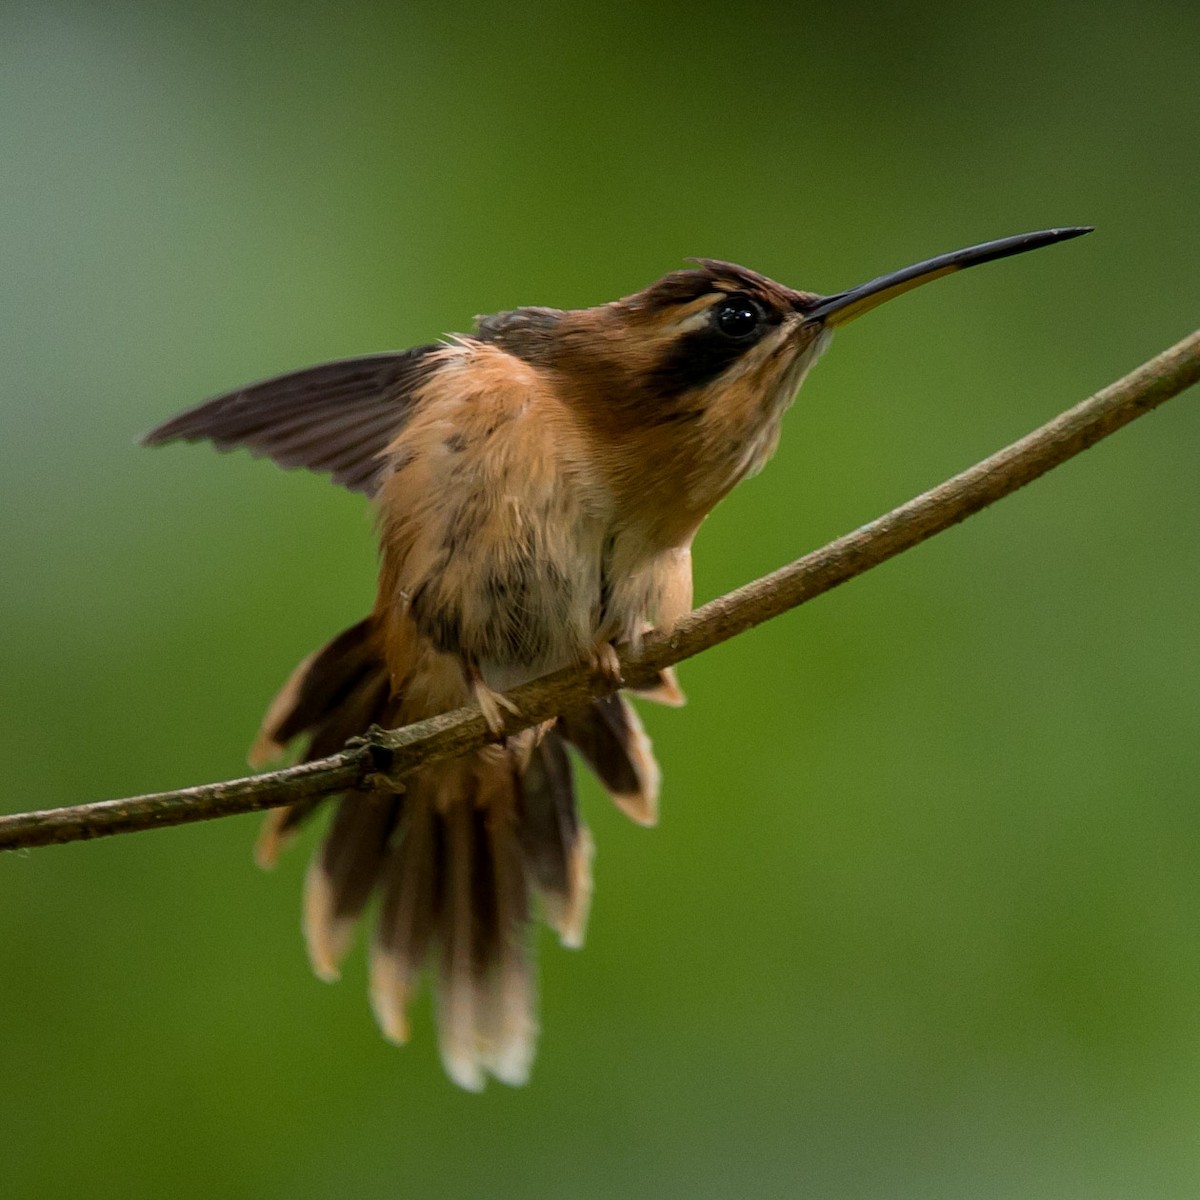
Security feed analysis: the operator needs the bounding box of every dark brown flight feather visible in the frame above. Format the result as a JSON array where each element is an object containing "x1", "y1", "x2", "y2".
[{"x1": 141, "y1": 348, "x2": 439, "y2": 495}]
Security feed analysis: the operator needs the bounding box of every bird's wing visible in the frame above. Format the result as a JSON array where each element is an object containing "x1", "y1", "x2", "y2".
[{"x1": 141, "y1": 347, "x2": 440, "y2": 496}]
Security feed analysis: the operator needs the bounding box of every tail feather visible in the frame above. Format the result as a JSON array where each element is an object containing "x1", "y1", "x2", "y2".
[
  {"x1": 477, "y1": 793, "x2": 537, "y2": 1086},
  {"x1": 251, "y1": 617, "x2": 660, "y2": 1088},
  {"x1": 634, "y1": 665, "x2": 687, "y2": 708},
  {"x1": 252, "y1": 618, "x2": 391, "y2": 868},
  {"x1": 433, "y1": 762, "x2": 537, "y2": 1091},
  {"x1": 518, "y1": 730, "x2": 593, "y2": 947},
  {"x1": 370, "y1": 797, "x2": 440, "y2": 1045},
  {"x1": 304, "y1": 791, "x2": 401, "y2": 981},
  {"x1": 249, "y1": 617, "x2": 389, "y2": 767},
  {"x1": 437, "y1": 798, "x2": 484, "y2": 1089},
  {"x1": 255, "y1": 796, "x2": 325, "y2": 869},
  {"x1": 560, "y1": 694, "x2": 661, "y2": 827}
]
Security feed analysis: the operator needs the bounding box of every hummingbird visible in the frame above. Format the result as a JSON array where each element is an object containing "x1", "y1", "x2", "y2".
[{"x1": 144, "y1": 226, "x2": 1091, "y2": 1090}]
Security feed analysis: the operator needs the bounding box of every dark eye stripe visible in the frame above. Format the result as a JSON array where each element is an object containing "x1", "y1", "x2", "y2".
[
  {"x1": 649, "y1": 327, "x2": 753, "y2": 397},
  {"x1": 647, "y1": 295, "x2": 778, "y2": 398}
]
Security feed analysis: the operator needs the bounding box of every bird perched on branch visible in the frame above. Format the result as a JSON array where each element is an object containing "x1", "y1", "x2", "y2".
[{"x1": 144, "y1": 227, "x2": 1090, "y2": 1089}]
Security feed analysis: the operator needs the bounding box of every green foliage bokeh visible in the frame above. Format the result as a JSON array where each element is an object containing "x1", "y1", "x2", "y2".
[{"x1": 2, "y1": 3, "x2": 1199, "y2": 1196}]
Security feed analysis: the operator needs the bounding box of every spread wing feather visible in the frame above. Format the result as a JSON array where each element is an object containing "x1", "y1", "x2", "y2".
[{"x1": 141, "y1": 347, "x2": 439, "y2": 495}]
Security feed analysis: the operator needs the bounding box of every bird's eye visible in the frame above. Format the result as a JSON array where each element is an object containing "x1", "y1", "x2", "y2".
[{"x1": 714, "y1": 296, "x2": 763, "y2": 340}]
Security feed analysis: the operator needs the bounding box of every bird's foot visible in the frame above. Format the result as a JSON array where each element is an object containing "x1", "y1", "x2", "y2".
[
  {"x1": 588, "y1": 641, "x2": 624, "y2": 690},
  {"x1": 471, "y1": 675, "x2": 522, "y2": 737}
]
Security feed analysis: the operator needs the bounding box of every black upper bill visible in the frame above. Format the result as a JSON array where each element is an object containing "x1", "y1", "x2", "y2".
[{"x1": 806, "y1": 226, "x2": 1093, "y2": 327}]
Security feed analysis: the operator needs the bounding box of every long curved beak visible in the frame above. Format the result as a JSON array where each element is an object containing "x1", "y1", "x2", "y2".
[{"x1": 806, "y1": 227, "x2": 1093, "y2": 327}]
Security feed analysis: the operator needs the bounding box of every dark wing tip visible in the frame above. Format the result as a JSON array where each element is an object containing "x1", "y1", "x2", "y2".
[{"x1": 139, "y1": 399, "x2": 245, "y2": 448}]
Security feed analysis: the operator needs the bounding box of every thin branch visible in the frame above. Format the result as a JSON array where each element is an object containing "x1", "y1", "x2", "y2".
[{"x1": 4, "y1": 330, "x2": 1199, "y2": 853}]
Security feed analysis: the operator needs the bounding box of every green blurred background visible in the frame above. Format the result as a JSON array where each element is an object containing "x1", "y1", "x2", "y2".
[{"x1": 3, "y1": 1, "x2": 1199, "y2": 1196}]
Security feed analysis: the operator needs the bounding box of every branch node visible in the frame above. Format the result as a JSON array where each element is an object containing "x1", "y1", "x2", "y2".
[{"x1": 346, "y1": 726, "x2": 398, "y2": 785}]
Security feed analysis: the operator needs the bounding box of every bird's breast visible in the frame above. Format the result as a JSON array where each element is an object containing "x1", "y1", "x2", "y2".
[{"x1": 375, "y1": 343, "x2": 619, "y2": 690}]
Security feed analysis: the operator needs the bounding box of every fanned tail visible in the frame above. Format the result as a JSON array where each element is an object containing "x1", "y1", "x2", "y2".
[{"x1": 251, "y1": 616, "x2": 671, "y2": 1089}]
